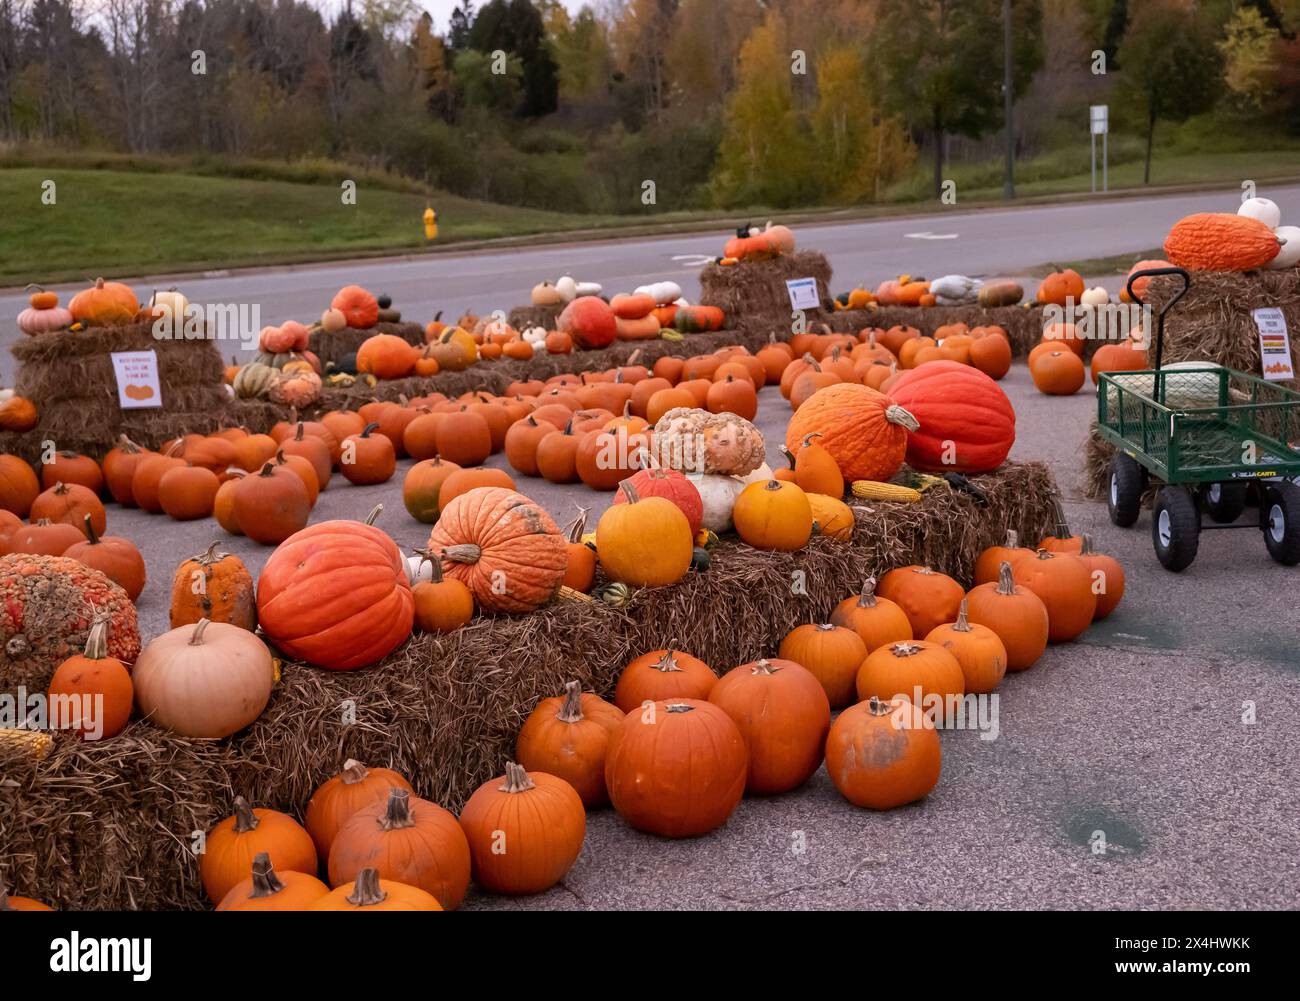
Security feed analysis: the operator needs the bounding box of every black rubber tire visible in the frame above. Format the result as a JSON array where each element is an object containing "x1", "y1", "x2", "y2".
[
  {"x1": 1151, "y1": 486, "x2": 1200, "y2": 572},
  {"x1": 1262, "y1": 482, "x2": 1300, "y2": 566},
  {"x1": 1203, "y1": 481, "x2": 1247, "y2": 524},
  {"x1": 1107, "y1": 453, "x2": 1144, "y2": 528}
]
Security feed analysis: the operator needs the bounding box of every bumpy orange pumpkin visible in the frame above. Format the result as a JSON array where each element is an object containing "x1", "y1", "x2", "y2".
[
  {"x1": 1163, "y1": 213, "x2": 1282, "y2": 271},
  {"x1": 785, "y1": 383, "x2": 918, "y2": 481}
]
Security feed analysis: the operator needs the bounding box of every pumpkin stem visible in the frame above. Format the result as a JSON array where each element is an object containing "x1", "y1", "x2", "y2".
[
  {"x1": 556, "y1": 681, "x2": 586, "y2": 723},
  {"x1": 346, "y1": 868, "x2": 387, "y2": 907},
  {"x1": 751, "y1": 659, "x2": 778, "y2": 676},
  {"x1": 779, "y1": 444, "x2": 796, "y2": 470},
  {"x1": 363, "y1": 504, "x2": 383, "y2": 526},
  {"x1": 294, "y1": 422, "x2": 306, "y2": 442},
  {"x1": 866, "y1": 696, "x2": 895, "y2": 717},
  {"x1": 652, "y1": 649, "x2": 684, "y2": 673},
  {"x1": 617, "y1": 480, "x2": 641, "y2": 505},
  {"x1": 81, "y1": 513, "x2": 101, "y2": 546},
  {"x1": 188, "y1": 618, "x2": 215, "y2": 646},
  {"x1": 231, "y1": 795, "x2": 259, "y2": 833},
  {"x1": 410, "y1": 546, "x2": 446, "y2": 584},
  {"x1": 566, "y1": 510, "x2": 588, "y2": 543},
  {"x1": 664, "y1": 702, "x2": 694, "y2": 714},
  {"x1": 340, "y1": 759, "x2": 369, "y2": 785},
  {"x1": 857, "y1": 578, "x2": 879, "y2": 607},
  {"x1": 53, "y1": 481, "x2": 70, "y2": 497},
  {"x1": 815, "y1": 623, "x2": 836, "y2": 632},
  {"x1": 1080, "y1": 533, "x2": 1097, "y2": 556},
  {"x1": 257, "y1": 462, "x2": 277, "y2": 478},
  {"x1": 379, "y1": 787, "x2": 417, "y2": 831},
  {"x1": 501, "y1": 761, "x2": 536, "y2": 793},
  {"x1": 763, "y1": 479, "x2": 784, "y2": 492},
  {"x1": 360, "y1": 422, "x2": 380, "y2": 438},
  {"x1": 884, "y1": 404, "x2": 920, "y2": 432},
  {"x1": 953, "y1": 599, "x2": 972, "y2": 633},
  {"x1": 996, "y1": 561, "x2": 1017, "y2": 595},
  {"x1": 196, "y1": 541, "x2": 225, "y2": 566},
  {"x1": 890, "y1": 641, "x2": 922, "y2": 657},
  {"x1": 913, "y1": 566, "x2": 936, "y2": 576},
  {"x1": 801, "y1": 432, "x2": 823, "y2": 449},
  {"x1": 441, "y1": 543, "x2": 482, "y2": 565},
  {"x1": 116, "y1": 434, "x2": 144, "y2": 454},
  {"x1": 247, "y1": 852, "x2": 286, "y2": 899},
  {"x1": 1033, "y1": 549, "x2": 1054, "y2": 561},
  {"x1": 81, "y1": 618, "x2": 109, "y2": 659}
]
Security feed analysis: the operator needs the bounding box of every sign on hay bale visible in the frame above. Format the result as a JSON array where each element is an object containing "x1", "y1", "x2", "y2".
[
  {"x1": 308, "y1": 321, "x2": 425, "y2": 370},
  {"x1": 1146, "y1": 270, "x2": 1300, "y2": 389},
  {"x1": 699, "y1": 250, "x2": 834, "y2": 336},
  {"x1": 4, "y1": 323, "x2": 230, "y2": 461},
  {"x1": 0, "y1": 460, "x2": 1058, "y2": 911}
]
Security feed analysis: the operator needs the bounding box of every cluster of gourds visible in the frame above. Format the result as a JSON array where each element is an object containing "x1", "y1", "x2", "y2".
[
  {"x1": 719, "y1": 221, "x2": 796, "y2": 263},
  {"x1": 205, "y1": 753, "x2": 585, "y2": 910},
  {"x1": 1164, "y1": 197, "x2": 1298, "y2": 272},
  {"x1": 859, "y1": 274, "x2": 1026, "y2": 309}
]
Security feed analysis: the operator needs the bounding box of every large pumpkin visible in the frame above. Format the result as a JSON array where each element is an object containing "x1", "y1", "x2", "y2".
[
  {"x1": 785, "y1": 383, "x2": 918, "y2": 481},
  {"x1": 331, "y1": 285, "x2": 380, "y2": 328},
  {"x1": 886, "y1": 361, "x2": 1015, "y2": 473},
  {"x1": 426, "y1": 488, "x2": 567, "y2": 613},
  {"x1": 0, "y1": 554, "x2": 140, "y2": 690},
  {"x1": 1163, "y1": 213, "x2": 1282, "y2": 271},
  {"x1": 257, "y1": 510, "x2": 415, "y2": 670},
  {"x1": 68, "y1": 277, "x2": 139, "y2": 326},
  {"x1": 557, "y1": 296, "x2": 617, "y2": 349},
  {"x1": 604, "y1": 699, "x2": 748, "y2": 838}
]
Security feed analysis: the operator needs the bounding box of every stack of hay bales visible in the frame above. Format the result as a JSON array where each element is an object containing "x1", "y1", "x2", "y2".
[
  {"x1": 507, "y1": 303, "x2": 563, "y2": 331},
  {"x1": 0, "y1": 323, "x2": 231, "y2": 463},
  {"x1": 699, "y1": 250, "x2": 833, "y2": 338}
]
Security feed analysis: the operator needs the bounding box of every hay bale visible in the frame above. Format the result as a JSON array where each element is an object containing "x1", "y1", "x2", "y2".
[
  {"x1": 1146, "y1": 270, "x2": 1300, "y2": 388},
  {"x1": 700, "y1": 250, "x2": 833, "y2": 335},
  {"x1": 506, "y1": 304, "x2": 562, "y2": 331},
  {"x1": 309, "y1": 322, "x2": 425, "y2": 371},
  {"x1": 0, "y1": 460, "x2": 1058, "y2": 910},
  {"x1": 1081, "y1": 421, "x2": 1114, "y2": 500}
]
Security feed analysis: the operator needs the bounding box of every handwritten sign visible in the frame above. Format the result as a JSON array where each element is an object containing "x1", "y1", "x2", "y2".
[
  {"x1": 110, "y1": 351, "x2": 162, "y2": 409},
  {"x1": 786, "y1": 277, "x2": 820, "y2": 312},
  {"x1": 1252, "y1": 308, "x2": 1294, "y2": 382}
]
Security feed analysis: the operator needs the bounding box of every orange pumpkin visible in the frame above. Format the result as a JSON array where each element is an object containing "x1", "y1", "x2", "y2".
[
  {"x1": 965, "y1": 561, "x2": 1050, "y2": 671},
  {"x1": 877, "y1": 565, "x2": 965, "y2": 638},
  {"x1": 829, "y1": 578, "x2": 913, "y2": 652},
  {"x1": 516, "y1": 681, "x2": 624, "y2": 808},
  {"x1": 784, "y1": 383, "x2": 918, "y2": 482},
  {"x1": 1012, "y1": 550, "x2": 1097, "y2": 642},
  {"x1": 825, "y1": 696, "x2": 941, "y2": 809}
]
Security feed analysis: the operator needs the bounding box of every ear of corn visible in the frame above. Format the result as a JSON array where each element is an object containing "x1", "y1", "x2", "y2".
[
  {"x1": 0, "y1": 728, "x2": 54, "y2": 760},
  {"x1": 851, "y1": 480, "x2": 923, "y2": 502},
  {"x1": 557, "y1": 585, "x2": 594, "y2": 602}
]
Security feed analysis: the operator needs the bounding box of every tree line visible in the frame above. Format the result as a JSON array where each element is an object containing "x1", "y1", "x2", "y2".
[{"x1": 1, "y1": 0, "x2": 1297, "y2": 212}]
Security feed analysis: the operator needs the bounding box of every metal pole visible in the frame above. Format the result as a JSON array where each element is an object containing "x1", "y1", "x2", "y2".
[
  {"x1": 1003, "y1": 0, "x2": 1014, "y2": 200},
  {"x1": 1103, "y1": 130, "x2": 1108, "y2": 192},
  {"x1": 1091, "y1": 133, "x2": 1096, "y2": 194}
]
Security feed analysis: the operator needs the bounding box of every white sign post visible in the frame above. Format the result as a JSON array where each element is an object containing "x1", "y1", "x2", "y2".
[
  {"x1": 785, "y1": 277, "x2": 821, "y2": 312},
  {"x1": 1252, "y1": 307, "x2": 1294, "y2": 381},
  {"x1": 1090, "y1": 105, "x2": 1109, "y2": 194},
  {"x1": 110, "y1": 350, "x2": 163, "y2": 408}
]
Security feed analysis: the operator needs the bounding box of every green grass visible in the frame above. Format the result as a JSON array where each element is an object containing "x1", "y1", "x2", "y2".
[
  {"x1": 4, "y1": 140, "x2": 1300, "y2": 285},
  {"x1": 1028, "y1": 249, "x2": 1165, "y2": 278}
]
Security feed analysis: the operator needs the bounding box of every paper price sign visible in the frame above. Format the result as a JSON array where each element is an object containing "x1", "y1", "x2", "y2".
[
  {"x1": 786, "y1": 277, "x2": 821, "y2": 312},
  {"x1": 111, "y1": 351, "x2": 163, "y2": 409},
  {"x1": 1252, "y1": 308, "x2": 1294, "y2": 382}
]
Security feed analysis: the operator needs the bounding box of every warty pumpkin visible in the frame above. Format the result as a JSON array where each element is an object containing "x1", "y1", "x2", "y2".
[
  {"x1": 877, "y1": 565, "x2": 965, "y2": 638},
  {"x1": 785, "y1": 383, "x2": 918, "y2": 482},
  {"x1": 604, "y1": 699, "x2": 748, "y2": 838},
  {"x1": 328, "y1": 787, "x2": 471, "y2": 910},
  {"x1": 1163, "y1": 213, "x2": 1282, "y2": 271},
  {"x1": 1012, "y1": 550, "x2": 1097, "y2": 642},
  {"x1": 216, "y1": 853, "x2": 330, "y2": 912},
  {"x1": 829, "y1": 578, "x2": 913, "y2": 652},
  {"x1": 458, "y1": 762, "x2": 586, "y2": 895},
  {"x1": 614, "y1": 648, "x2": 716, "y2": 712},
  {"x1": 199, "y1": 796, "x2": 317, "y2": 905},
  {"x1": 707, "y1": 658, "x2": 830, "y2": 795},
  {"x1": 170, "y1": 543, "x2": 257, "y2": 631},
  {"x1": 516, "y1": 681, "x2": 624, "y2": 808},
  {"x1": 426, "y1": 487, "x2": 567, "y2": 613},
  {"x1": 305, "y1": 759, "x2": 415, "y2": 861},
  {"x1": 964, "y1": 561, "x2": 1050, "y2": 671},
  {"x1": 826, "y1": 696, "x2": 941, "y2": 809},
  {"x1": 257, "y1": 506, "x2": 414, "y2": 670},
  {"x1": 777, "y1": 622, "x2": 868, "y2": 709}
]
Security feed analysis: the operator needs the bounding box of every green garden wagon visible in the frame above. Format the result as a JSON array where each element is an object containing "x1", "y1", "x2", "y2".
[{"x1": 1096, "y1": 267, "x2": 1300, "y2": 571}]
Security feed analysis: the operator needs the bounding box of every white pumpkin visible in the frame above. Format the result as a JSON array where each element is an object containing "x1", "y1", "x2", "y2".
[
  {"x1": 555, "y1": 276, "x2": 578, "y2": 301},
  {"x1": 1266, "y1": 226, "x2": 1300, "y2": 270},
  {"x1": 575, "y1": 281, "x2": 603, "y2": 297},
  {"x1": 522, "y1": 325, "x2": 548, "y2": 345},
  {"x1": 1239, "y1": 197, "x2": 1281, "y2": 230},
  {"x1": 692, "y1": 474, "x2": 746, "y2": 533},
  {"x1": 634, "y1": 281, "x2": 683, "y2": 305},
  {"x1": 1080, "y1": 286, "x2": 1110, "y2": 306},
  {"x1": 736, "y1": 462, "x2": 773, "y2": 486},
  {"x1": 406, "y1": 554, "x2": 435, "y2": 584}
]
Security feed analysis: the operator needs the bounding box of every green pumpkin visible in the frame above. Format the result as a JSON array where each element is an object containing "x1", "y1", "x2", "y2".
[
  {"x1": 255, "y1": 351, "x2": 295, "y2": 369},
  {"x1": 232, "y1": 362, "x2": 277, "y2": 399},
  {"x1": 689, "y1": 547, "x2": 711, "y2": 572},
  {"x1": 331, "y1": 351, "x2": 358, "y2": 375}
]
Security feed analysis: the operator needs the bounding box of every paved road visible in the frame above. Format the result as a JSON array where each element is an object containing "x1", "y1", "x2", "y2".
[
  {"x1": 102, "y1": 372, "x2": 1300, "y2": 910},
  {"x1": 5, "y1": 182, "x2": 1299, "y2": 366}
]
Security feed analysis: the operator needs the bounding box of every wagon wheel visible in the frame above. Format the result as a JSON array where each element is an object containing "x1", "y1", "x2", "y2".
[
  {"x1": 1203, "y1": 481, "x2": 1247, "y2": 524},
  {"x1": 1151, "y1": 486, "x2": 1200, "y2": 572},
  {"x1": 1261, "y1": 482, "x2": 1300, "y2": 566},
  {"x1": 1107, "y1": 453, "x2": 1144, "y2": 528}
]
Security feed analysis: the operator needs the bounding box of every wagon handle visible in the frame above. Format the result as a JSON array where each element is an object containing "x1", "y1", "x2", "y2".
[{"x1": 1126, "y1": 265, "x2": 1190, "y2": 404}]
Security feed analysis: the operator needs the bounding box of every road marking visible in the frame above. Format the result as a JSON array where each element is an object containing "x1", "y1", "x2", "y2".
[
  {"x1": 670, "y1": 254, "x2": 716, "y2": 267},
  {"x1": 903, "y1": 232, "x2": 958, "y2": 240}
]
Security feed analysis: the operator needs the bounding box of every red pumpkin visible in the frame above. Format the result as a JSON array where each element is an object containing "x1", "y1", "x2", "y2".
[
  {"x1": 331, "y1": 285, "x2": 380, "y2": 328},
  {"x1": 557, "y1": 296, "x2": 617, "y2": 349},
  {"x1": 886, "y1": 361, "x2": 1016, "y2": 473},
  {"x1": 609, "y1": 464, "x2": 703, "y2": 535},
  {"x1": 256, "y1": 508, "x2": 414, "y2": 670}
]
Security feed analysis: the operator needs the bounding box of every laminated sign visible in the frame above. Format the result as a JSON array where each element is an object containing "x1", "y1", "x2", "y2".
[
  {"x1": 111, "y1": 350, "x2": 163, "y2": 409},
  {"x1": 1252, "y1": 308, "x2": 1294, "y2": 382},
  {"x1": 786, "y1": 277, "x2": 820, "y2": 312}
]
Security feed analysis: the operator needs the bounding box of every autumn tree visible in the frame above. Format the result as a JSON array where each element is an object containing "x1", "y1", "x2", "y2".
[
  {"x1": 1115, "y1": 0, "x2": 1221, "y2": 182},
  {"x1": 469, "y1": 0, "x2": 559, "y2": 116},
  {"x1": 544, "y1": 2, "x2": 612, "y2": 102},
  {"x1": 1218, "y1": 5, "x2": 1280, "y2": 109}
]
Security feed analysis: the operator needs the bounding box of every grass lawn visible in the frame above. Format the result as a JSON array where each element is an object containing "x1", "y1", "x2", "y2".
[{"x1": 3, "y1": 144, "x2": 1298, "y2": 285}]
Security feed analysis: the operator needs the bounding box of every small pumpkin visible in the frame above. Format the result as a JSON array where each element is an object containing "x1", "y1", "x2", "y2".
[
  {"x1": 877, "y1": 565, "x2": 965, "y2": 638},
  {"x1": 331, "y1": 285, "x2": 380, "y2": 328},
  {"x1": 778, "y1": 623, "x2": 867, "y2": 709},
  {"x1": 1078, "y1": 534, "x2": 1125, "y2": 620},
  {"x1": 312, "y1": 868, "x2": 441, "y2": 911},
  {"x1": 973, "y1": 529, "x2": 1035, "y2": 585},
  {"x1": 855, "y1": 639, "x2": 965, "y2": 712},
  {"x1": 170, "y1": 543, "x2": 257, "y2": 631},
  {"x1": 216, "y1": 853, "x2": 330, "y2": 912},
  {"x1": 597, "y1": 480, "x2": 694, "y2": 587},
  {"x1": 46, "y1": 619, "x2": 133, "y2": 740},
  {"x1": 828, "y1": 578, "x2": 913, "y2": 653},
  {"x1": 232, "y1": 462, "x2": 311, "y2": 545},
  {"x1": 402, "y1": 457, "x2": 461, "y2": 523},
  {"x1": 339, "y1": 423, "x2": 396, "y2": 486},
  {"x1": 63, "y1": 514, "x2": 146, "y2": 601},
  {"x1": 732, "y1": 479, "x2": 813, "y2": 552},
  {"x1": 199, "y1": 796, "x2": 317, "y2": 905},
  {"x1": 561, "y1": 511, "x2": 597, "y2": 592},
  {"x1": 924, "y1": 599, "x2": 1007, "y2": 695},
  {"x1": 410, "y1": 548, "x2": 475, "y2": 632},
  {"x1": 516, "y1": 681, "x2": 624, "y2": 808},
  {"x1": 964, "y1": 561, "x2": 1050, "y2": 671},
  {"x1": 305, "y1": 758, "x2": 415, "y2": 861},
  {"x1": 825, "y1": 697, "x2": 941, "y2": 809}
]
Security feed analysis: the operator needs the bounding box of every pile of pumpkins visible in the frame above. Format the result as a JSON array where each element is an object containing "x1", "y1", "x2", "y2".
[{"x1": 719, "y1": 221, "x2": 797, "y2": 263}]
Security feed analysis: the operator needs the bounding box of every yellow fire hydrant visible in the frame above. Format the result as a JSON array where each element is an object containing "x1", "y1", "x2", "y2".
[{"x1": 423, "y1": 206, "x2": 438, "y2": 241}]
